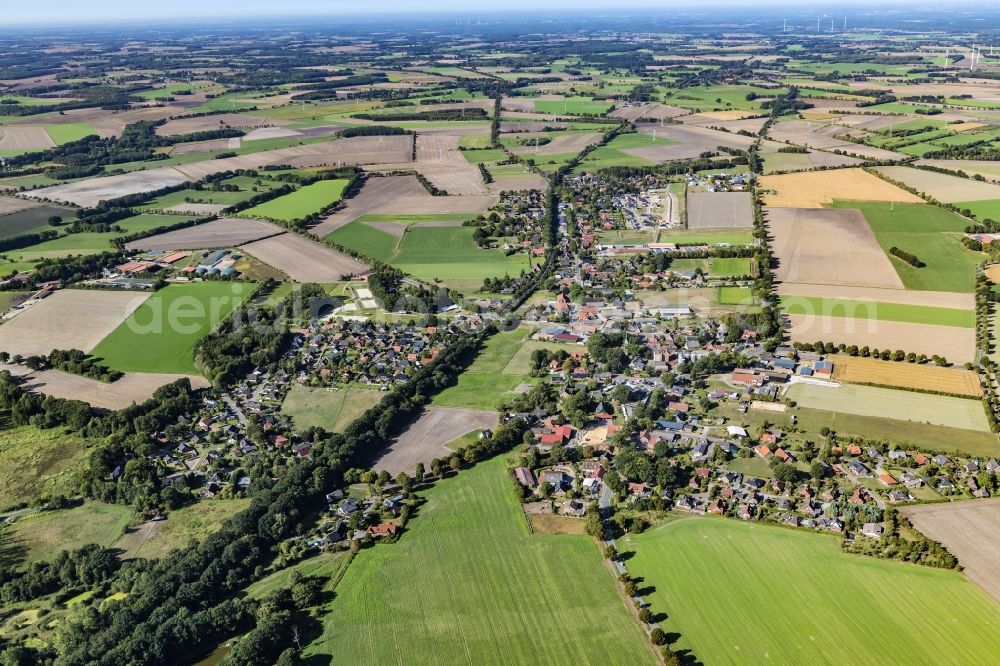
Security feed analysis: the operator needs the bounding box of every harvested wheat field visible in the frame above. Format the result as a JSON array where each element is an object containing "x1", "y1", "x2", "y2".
[
  {"x1": 776, "y1": 282, "x2": 974, "y2": 310},
  {"x1": 767, "y1": 120, "x2": 906, "y2": 160},
  {"x1": 17, "y1": 368, "x2": 210, "y2": 409},
  {"x1": 512, "y1": 132, "x2": 600, "y2": 156},
  {"x1": 27, "y1": 169, "x2": 190, "y2": 207},
  {"x1": 371, "y1": 407, "x2": 497, "y2": 476},
  {"x1": 369, "y1": 134, "x2": 486, "y2": 195},
  {"x1": 277, "y1": 135, "x2": 413, "y2": 168},
  {"x1": 917, "y1": 160, "x2": 1000, "y2": 184},
  {"x1": 0, "y1": 195, "x2": 39, "y2": 215},
  {"x1": 761, "y1": 168, "x2": 923, "y2": 208},
  {"x1": 986, "y1": 264, "x2": 1000, "y2": 284},
  {"x1": 239, "y1": 232, "x2": 368, "y2": 282},
  {"x1": 0, "y1": 290, "x2": 150, "y2": 357},
  {"x1": 155, "y1": 113, "x2": 277, "y2": 136},
  {"x1": 767, "y1": 207, "x2": 904, "y2": 288},
  {"x1": 125, "y1": 218, "x2": 282, "y2": 251},
  {"x1": 786, "y1": 314, "x2": 975, "y2": 364},
  {"x1": 609, "y1": 103, "x2": 687, "y2": 121},
  {"x1": 687, "y1": 191, "x2": 752, "y2": 228},
  {"x1": 166, "y1": 138, "x2": 237, "y2": 155},
  {"x1": 902, "y1": 500, "x2": 1000, "y2": 605},
  {"x1": 875, "y1": 166, "x2": 1000, "y2": 203},
  {"x1": 163, "y1": 203, "x2": 228, "y2": 215},
  {"x1": 0, "y1": 127, "x2": 55, "y2": 150},
  {"x1": 312, "y1": 175, "x2": 495, "y2": 236},
  {"x1": 830, "y1": 355, "x2": 981, "y2": 396}
]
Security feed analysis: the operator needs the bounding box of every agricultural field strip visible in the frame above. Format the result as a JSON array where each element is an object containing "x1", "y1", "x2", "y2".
[{"x1": 831, "y1": 354, "x2": 982, "y2": 397}]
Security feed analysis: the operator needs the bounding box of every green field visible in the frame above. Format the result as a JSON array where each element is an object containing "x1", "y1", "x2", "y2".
[
  {"x1": 659, "y1": 227, "x2": 755, "y2": 245},
  {"x1": 432, "y1": 328, "x2": 535, "y2": 409},
  {"x1": 835, "y1": 200, "x2": 982, "y2": 292},
  {"x1": 113, "y1": 499, "x2": 251, "y2": 559},
  {"x1": 246, "y1": 551, "x2": 351, "y2": 600},
  {"x1": 90, "y1": 282, "x2": 253, "y2": 375},
  {"x1": 45, "y1": 123, "x2": 97, "y2": 145},
  {"x1": 0, "y1": 426, "x2": 93, "y2": 509},
  {"x1": 11, "y1": 502, "x2": 133, "y2": 563},
  {"x1": 780, "y1": 295, "x2": 974, "y2": 328},
  {"x1": 306, "y1": 456, "x2": 653, "y2": 664},
  {"x1": 534, "y1": 96, "x2": 612, "y2": 116},
  {"x1": 709, "y1": 257, "x2": 753, "y2": 277},
  {"x1": 461, "y1": 148, "x2": 507, "y2": 164},
  {"x1": 502, "y1": 339, "x2": 578, "y2": 375},
  {"x1": 241, "y1": 179, "x2": 349, "y2": 221},
  {"x1": 325, "y1": 219, "x2": 399, "y2": 262},
  {"x1": 391, "y1": 226, "x2": 533, "y2": 287},
  {"x1": 665, "y1": 84, "x2": 777, "y2": 111},
  {"x1": 716, "y1": 286, "x2": 754, "y2": 305},
  {"x1": 280, "y1": 385, "x2": 382, "y2": 432},
  {"x1": 786, "y1": 382, "x2": 989, "y2": 432},
  {"x1": 576, "y1": 132, "x2": 665, "y2": 171},
  {"x1": 622, "y1": 518, "x2": 1000, "y2": 664},
  {"x1": 957, "y1": 199, "x2": 1000, "y2": 222}
]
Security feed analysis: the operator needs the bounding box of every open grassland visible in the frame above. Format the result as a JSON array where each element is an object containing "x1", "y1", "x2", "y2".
[
  {"x1": 902, "y1": 500, "x2": 1000, "y2": 605},
  {"x1": 432, "y1": 328, "x2": 533, "y2": 409},
  {"x1": 0, "y1": 425, "x2": 92, "y2": 509},
  {"x1": 780, "y1": 295, "x2": 974, "y2": 328},
  {"x1": 502, "y1": 339, "x2": 578, "y2": 375},
  {"x1": 114, "y1": 499, "x2": 251, "y2": 560},
  {"x1": 622, "y1": 517, "x2": 1000, "y2": 665},
  {"x1": 281, "y1": 385, "x2": 382, "y2": 433},
  {"x1": 534, "y1": 96, "x2": 612, "y2": 115},
  {"x1": 716, "y1": 286, "x2": 754, "y2": 305},
  {"x1": 659, "y1": 227, "x2": 754, "y2": 246},
  {"x1": 830, "y1": 354, "x2": 982, "y2": 396},
  {"x1": 325, "y1": 219, "x2": 399, "y2": 262},
  {"x1": 834, "y1": 200, "x2": 981, "y2": 293},
  {"x1": 306, "y1": 457, "x2": 653, "y2": 665},
  {"x1": 246, "y1": 552, "x2": 351, "y2": 600},
  {"x1": 45, "y1": 123, "x2": 97, "y2": 145},
  {"x1": 666, "y1": 84, "x2": 775, "y2": 111},
  {"x1": 785, "y1": 382, "x2": 989, "y2": 432},
  {"x1": 391, "y1": 226, "x2": 533, "y2": 287},
  {"x1": 241, "y1": 179, "x2": 349, "y2": 220},
  {"x1": 11, "y1": 502, "x2": 133, "y2": 563},
  {"x1": 90, "y1": 282, "x2": 252, "y2": 375},
  {"x1": 760, "y1": 168, "x2": 923, "y2": 208}
]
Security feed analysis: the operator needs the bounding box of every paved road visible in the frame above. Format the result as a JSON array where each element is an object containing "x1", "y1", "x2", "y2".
[{"x1": 222, "y1": 393, "x2": 249, "y2": 427}]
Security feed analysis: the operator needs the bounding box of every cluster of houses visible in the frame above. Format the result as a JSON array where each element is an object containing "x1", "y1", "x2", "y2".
[{"x1": 475, "y1": 189, "x2": 548, "y2": 258}]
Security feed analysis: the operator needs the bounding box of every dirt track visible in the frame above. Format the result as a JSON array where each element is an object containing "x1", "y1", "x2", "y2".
[{"x1": 371, "y1": 407, "x2": 497, "y2": 476}]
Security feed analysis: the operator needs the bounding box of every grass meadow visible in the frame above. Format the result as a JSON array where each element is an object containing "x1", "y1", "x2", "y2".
[
  {"x1": 621, "y1": 517, "x2": 1000, "y2": 664},
  {"x1": 0, "y1": 425, "x2": 93, "y2": 509},
  {"x1": 280, "y1": 385, "x2": 382, "y2": 433},
  {"x1": 90, "y1": 282, "x2": 253, "y2": 375},
  {"x1": 432, "y1": 327, "x2": 535, "y2": 409},
  {"x1": 305, "y1": 456, "x2": 653, "y2": 664},
  {"x1": 835, "y1": 200, "x2": 982, "y2": 292},
  {"x1": 242, "y1": 179, "x2": 349, "y2": 221},
  {"x1": 11, "y1": 502, "x2": 133, "y2": 563},
  {"x1": 780, "y1": 295, "x2": 974, "y2": 328}
]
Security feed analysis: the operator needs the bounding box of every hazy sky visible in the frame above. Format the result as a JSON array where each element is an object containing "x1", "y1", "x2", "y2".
[{"x1": 9, "y1": 0, "x2": 925, "y2": 24}]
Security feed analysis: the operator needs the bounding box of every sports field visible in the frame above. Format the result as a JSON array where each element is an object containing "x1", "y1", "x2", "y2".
[
  {"x1": 306, "y1": 457, "x2": 653, "y2": 665},
  {"x1": 780, "y1": 295, "x2": 974, "y2": 328},
  {"x1": 90, "y1": 282, "x2": 253, "y2": 375},
  {"x1": 834, "y1": 200, "x2": 981, "y2": 293},
  {"x1": 716, "y1": 286, "x2": 754, "y2": 305},
  {"x1": 786, "y1": 382, "x2": 989, "y2": 431},
  {"x1": 710, "y1": 257, "x2": 753, "y2": 277},
  {"x1": 622, "y1": 518, "x2": 1000, "y2": 665},
  {"x1": 241, "y1": 179, "x2": 349, "y2": 220}
]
